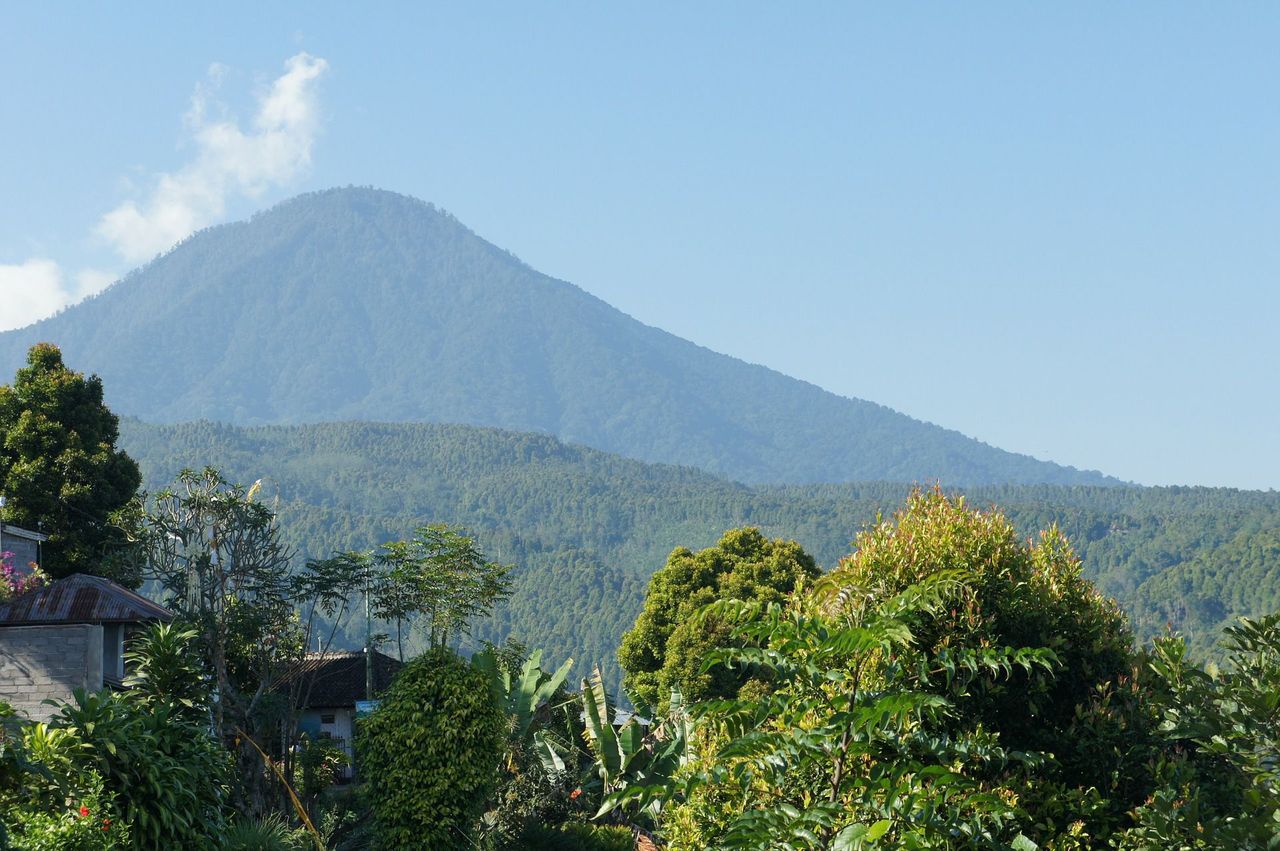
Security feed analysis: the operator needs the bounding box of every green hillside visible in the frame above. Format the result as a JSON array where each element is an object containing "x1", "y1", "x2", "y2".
[
  {"x1": 119, "y1": 419, "x2": 1280, "y2": 691},
  {"x1": 0, "y1": 187, "x2": 1113, "y2": 487}
]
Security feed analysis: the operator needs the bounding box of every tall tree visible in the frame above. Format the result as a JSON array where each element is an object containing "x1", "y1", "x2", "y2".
[
  {"x1": 619, "y1": 527, "x2": 820, "y2": 708},
  {"x1": 140, "y1": 468, "x2": 364, "y2": 816},
  {"x1": 372, "y1": 523, "x2": 512, "y2": 661},
  {"x1": 0, "y1": 343, "x2": 142, "y2": 583}
]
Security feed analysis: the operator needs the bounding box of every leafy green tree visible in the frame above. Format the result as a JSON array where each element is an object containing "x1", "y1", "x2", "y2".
[
  {"x1": 140, "y1": 467, "x2": 368, "y2": 816},
  {"x1": 817, "y1": 487, "x2": 1146, "y2": 842},
  {"x1": 358, "y1": 647, "x2": 506, "y2": 850},
  {"x1": 372, "y1": 523, "x2": 512, "y2": 659},
  {"x1": 1117, "y1": 614, "x2": 1280, "y2": 847},
  {"x1": 619, "y1": 527, "x2": 819, "y2": 708},
  {"x1": 658, "y1": 574, "x2": 1050, "y2": 850},
  {"x1": 141, "y1": 468, "x2": 297, "y2": 740},
  {"x1": 0, "y1": 343, "x2": 142, "y2": 582}
]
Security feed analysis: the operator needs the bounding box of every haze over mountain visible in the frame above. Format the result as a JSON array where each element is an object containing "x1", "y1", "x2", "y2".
[{"x1": 0, "y1": 187, "x2": 1115, "y2": 486}]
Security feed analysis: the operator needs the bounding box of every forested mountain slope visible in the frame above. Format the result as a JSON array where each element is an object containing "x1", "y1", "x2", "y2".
[
  {"x1": 0, "y1": 186, "x2": 1112, "y2": 486},
  {"x1": 119, "y1": 419, "x2": 1280, "y2": 689}
]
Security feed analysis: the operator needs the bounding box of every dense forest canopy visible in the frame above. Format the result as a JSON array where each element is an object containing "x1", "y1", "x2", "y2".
[{"x1": 118, "y1": 418, "x2": 1280, "y2": 692}]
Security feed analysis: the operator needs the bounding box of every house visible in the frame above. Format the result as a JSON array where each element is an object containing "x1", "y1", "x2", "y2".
[
  {"x1": 283, "y1": 649, "x2": 402, "y2": 779},
  {"x1": 0, "y1": 521, "x2": 46, "y2": 575},
  {"x1": 0, "y1": 570, "x2": 173, "y2": 719}
]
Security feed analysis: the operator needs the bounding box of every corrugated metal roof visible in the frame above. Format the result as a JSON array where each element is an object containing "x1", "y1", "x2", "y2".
[
  {"x1": 0, "y1": 574, "x2": 172, "y2": 626},
  {"x1": 0, "y1": 523, "x2": 48, "y2": 542},
  {"x1": 278, "y1": 650, "x2": 402, "y2": 708}
]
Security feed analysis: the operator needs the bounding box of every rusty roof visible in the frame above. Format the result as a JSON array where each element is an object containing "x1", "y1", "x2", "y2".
[{"x1": 0, "y1": 574, "x2": 172, "y2": 626}]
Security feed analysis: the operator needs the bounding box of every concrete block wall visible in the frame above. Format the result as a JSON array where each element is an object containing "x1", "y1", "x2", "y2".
[{"x1": 0, "y1": 624, "x2": 103, "y2": 720}]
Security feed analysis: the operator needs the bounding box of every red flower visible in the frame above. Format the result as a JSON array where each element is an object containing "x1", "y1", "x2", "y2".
[
  {"x1": 569, "y1": 788, "x2": 582, "y2": 800},
  {"x1": 78, "y1": 805, "x2": 90, "y2": 818}
]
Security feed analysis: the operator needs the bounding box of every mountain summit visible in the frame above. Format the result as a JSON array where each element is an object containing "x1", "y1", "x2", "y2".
[{"x1": 0, "y1": 187, "x2": 1113, "y2": 485}]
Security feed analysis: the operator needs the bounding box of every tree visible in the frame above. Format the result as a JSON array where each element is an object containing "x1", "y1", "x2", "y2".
[
  {"x1": 658, "y1": 577, "x2": 1050, "y2": 850},
  {"x1": 357, "y1": 647, "x2": 506, "y2": 850},
  {"x1": 140, "y1": 468, "x2": 366, "y2": 816},
  {"x1": 816, "y1": 487, "x2": 1146, "y2": 843},
  {"x1": 1119, "y1": 614, "x2": 1280, "y2": 847},
  {"x1": 370, "y1": 523, "x2": 512, "y2": 661},
  {"x1": 0, "y1": 343, "x2": 141, "y2": 583},
  {"x1": 619, "y1": 527, "x2": 819, "y2": 708}
]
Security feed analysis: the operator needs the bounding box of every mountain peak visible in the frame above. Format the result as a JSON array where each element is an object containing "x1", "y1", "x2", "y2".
[{"x1": 0, "y1": 188, "x2": 1115, "y2": 487}]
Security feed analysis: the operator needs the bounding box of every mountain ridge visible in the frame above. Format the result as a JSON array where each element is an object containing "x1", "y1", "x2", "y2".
[
  {"x1": 115, "y1": 417, "x2": 1278, "y2": 692},
  {"x1": 0, "y1": 186, "x2": 1118, "y2": 486}
]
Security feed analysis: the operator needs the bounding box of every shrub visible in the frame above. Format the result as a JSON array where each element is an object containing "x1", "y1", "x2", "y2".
[
  {"x1": 220, "y1": 813, "x2": 309, "y2": 851},
  {"x1": 357, "y1": 647, "x2": 505, "y2": 850},
  {"x1": 516, "y1": 822, "x2": 634, "y2": 851},
  {"x1": 1115, "y1": 614, "x2": 1280, "y2": 847},
  {"x1": 47, "y1": 689, "x2": 230, "y2": 850},
  {"x1": 4, "y1": 770, "x2": 131, "y2": 850},
  {"x1": 297, "y1": 735, "x2": 349, "y2": 802},
  {"x1": 620, "y1": 528, "x2": 819, "y2": 708},
  {"x1": 660, "y1": 578, "x2": 1046, "y2": 849}
]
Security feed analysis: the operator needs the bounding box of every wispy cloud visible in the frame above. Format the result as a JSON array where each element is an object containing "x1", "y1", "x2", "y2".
[
  {"x1": 0, "y1": 261, "x2": 115, "y2": 332},
  {"x1": 97, "y1": 52, "x2": 328, "y2": 264},
  {"x1": 0, "y1": 52, "x2": 328, "y2": 332}
]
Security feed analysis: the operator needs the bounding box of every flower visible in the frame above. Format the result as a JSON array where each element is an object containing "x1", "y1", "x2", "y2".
[
  {"x1": 78, "y1": 805, "x2": 90, "y2": 818},
  {"x1": 569, "y1": 788, "x2": 582, "y2": 800}
]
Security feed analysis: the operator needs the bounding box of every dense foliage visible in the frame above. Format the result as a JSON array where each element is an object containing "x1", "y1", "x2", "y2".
[
  {"x1": 660, "y1": 581, "x2": 1050, "y2": 849},
  {"x1": 357, "y1": 647, "x2": 506, "y2": 850},
  {"x1": 44, "y1": 690, "x2": 231, "y2": 849},
  {"x1": 619, "y1": 527, "x2": 819, "y2": 707},
  {"x1": 818, "y1": 489, "x2": 1143, "y2": 837},
  {"x1": 618, "y1": 494, "x2": 1280, "y2": 849},
  {"x1": 0, "y1": 187, "x2": 1110, "y2": 487},
  {"x1": 0, "y1": 344, "x2": 141, "y2": 583},
  {"x1": 0, "y1": 624, "x2": 230, "y2": 850},
  {"x1": 1112, "y1": 614, "x2": 1280, "y2": 847},
  {"x1": 117, "y1": 418, "x2": 1280, "y2": 697}
]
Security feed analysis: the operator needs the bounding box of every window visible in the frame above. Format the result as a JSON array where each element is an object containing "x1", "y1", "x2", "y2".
[
  {"x1": 102, "y1": 624, "x2": 123, "y2": 680},
  {"x1": 320, "y1": 713, "x2": 336, "y2": 725}
]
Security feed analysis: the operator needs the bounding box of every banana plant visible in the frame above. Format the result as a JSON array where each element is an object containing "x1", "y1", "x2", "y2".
[
  {"x1": 473, "y1": 647, "x2": 573, "y2": 767},
  {"x1": 576, "y1": 666, "x2": 690, "y2": 819}
]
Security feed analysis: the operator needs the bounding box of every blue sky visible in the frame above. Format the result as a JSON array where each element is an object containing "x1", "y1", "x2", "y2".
[{"x1": 1, "y1": 3, "x2": 1277, "y2": 489}]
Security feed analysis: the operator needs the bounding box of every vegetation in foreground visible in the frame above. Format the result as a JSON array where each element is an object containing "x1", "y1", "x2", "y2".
[
  {"x1": 117, "y1": 416, "x2": 1280, "y2": 696},
  {"x1": 1, "y1": 346, "x2": 1278, "y2": 849},
  {"x1": 4, "y1": 487, "x2": 1279, "y2": 849}
]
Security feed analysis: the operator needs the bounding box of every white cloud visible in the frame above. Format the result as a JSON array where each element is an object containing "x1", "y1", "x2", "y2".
[
  {"x1": 0, "y1": 261, "x2": 117, "y2": 332},
  {"x1": 0, "y1": 259, "x2": 65, "y2": 332},
  {"x1": 96, "y1": 52, "x2": 328, "y2": 264},
  {"x1": 74, "y1": 268, "x2": 117, "y2": 300},
  {"x1": 0, "y1": 52, "x2": 328, "y2": 331}
]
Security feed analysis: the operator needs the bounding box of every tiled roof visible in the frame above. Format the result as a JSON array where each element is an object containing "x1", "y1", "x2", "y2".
[
  {"x1": 280, "y1": 650, "x2": 402, "y2": 708},
  {"x1": 0, "y1": 574, "x2": 172, "y2": 626}
]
